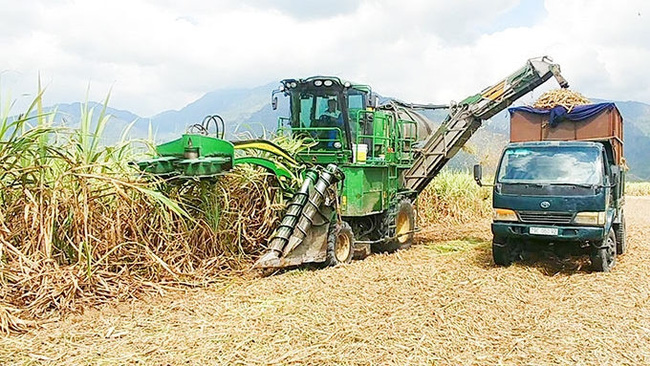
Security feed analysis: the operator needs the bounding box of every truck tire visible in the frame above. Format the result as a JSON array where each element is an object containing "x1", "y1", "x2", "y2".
[
  {"x1": 492, "y1": 236, "x2": 513, "y2": 266},
  {"x1": 591, "y1": 229, "x2": 616, "y2": 272},
  {"x1": 615, "y1": 211, "x2": 626, "y2": 255},
  {"x1": 375, "y1": 199, "x2": 415, "y2": 253},
  {"x1": 325, "y1": 221, "x2": 354, "y2": 266}
]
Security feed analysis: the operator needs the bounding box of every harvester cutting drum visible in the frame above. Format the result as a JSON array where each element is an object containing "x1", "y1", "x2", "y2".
[{"x1": 138, "y1": 56, "x2": 570, "y2": 271}]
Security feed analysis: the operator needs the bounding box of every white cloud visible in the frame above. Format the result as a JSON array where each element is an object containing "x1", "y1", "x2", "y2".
[{"x1": 1, "y1": 0, "x2": 650, "y2": 116}]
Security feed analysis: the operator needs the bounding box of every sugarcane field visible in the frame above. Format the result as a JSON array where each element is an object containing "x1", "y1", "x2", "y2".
[
  {"x1": 3, "y1": 1, "x2": 650, "y2": 365},
  {"x1": 2, "y1": 195, "x2": 650, "y2": 364}
]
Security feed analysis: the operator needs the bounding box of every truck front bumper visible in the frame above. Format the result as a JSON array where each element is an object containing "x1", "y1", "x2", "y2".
[{"x1": 492, "y1": 222, "x2": 605, "y2": 243}]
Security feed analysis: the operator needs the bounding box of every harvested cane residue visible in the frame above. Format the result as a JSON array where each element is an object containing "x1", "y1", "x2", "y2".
[{"x1": 533, "y1": 89, "x2": 591, "y2": 112}]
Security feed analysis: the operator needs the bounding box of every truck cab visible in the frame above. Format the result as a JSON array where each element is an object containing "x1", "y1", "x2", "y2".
[{"x1": 475, "y1": 102, "x2": 626, "y2": 272}]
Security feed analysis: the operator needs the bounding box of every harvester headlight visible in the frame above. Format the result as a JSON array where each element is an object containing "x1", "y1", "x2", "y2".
[
  {"x1": 344, "y1": 81, "x2": 351, "y2": 88},
  {"x1": 493, "y1": 208, "x2": 518, "y2": 222},
  {"x1": 324, "y1": 80, "x2": 333, "y2": 86},
  {"x1": 290, "y1": 82, "x2": 297, "y2": 88},
  {"x1": 573, "y1": 211, "x2": 606, "y2": 226},
  {"x1": 333, "y1": 141, "x2": 342, "y2": 149},
  {"x1": 314, "y1": 80, "x2": 323, "y2": 86}
]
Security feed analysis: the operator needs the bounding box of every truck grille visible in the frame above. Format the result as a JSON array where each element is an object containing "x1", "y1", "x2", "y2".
[{"x1": 518, "y1": 211, "x2": 574, "y2": 224}]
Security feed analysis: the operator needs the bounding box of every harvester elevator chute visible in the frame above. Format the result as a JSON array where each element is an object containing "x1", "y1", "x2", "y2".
[{"x1": 403, "y1": 56, "x2": 569, "y2": 194}]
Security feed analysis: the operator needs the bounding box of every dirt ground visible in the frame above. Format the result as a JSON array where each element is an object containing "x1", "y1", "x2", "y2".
[{"x1": 2, "y1": 197, "x2": 650, "y2": 365}]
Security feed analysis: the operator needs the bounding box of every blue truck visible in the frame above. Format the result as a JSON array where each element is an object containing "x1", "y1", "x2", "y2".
[{"x1": 474, "y1": 103, "x2": 625, "y2": 272}]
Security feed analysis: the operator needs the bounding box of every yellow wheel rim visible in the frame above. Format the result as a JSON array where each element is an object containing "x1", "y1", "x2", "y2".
[
  {"x1": 335, "y1": 233, "x2": 351, "y2": 262},
  {"x1": 396, "y1": 211, "x2": 412, "y2": 244}
]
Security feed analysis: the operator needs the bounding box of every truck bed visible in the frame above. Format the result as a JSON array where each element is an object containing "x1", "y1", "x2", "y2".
[{"x1": 509, "y1": 102, "x2": 623, "y2": 164}]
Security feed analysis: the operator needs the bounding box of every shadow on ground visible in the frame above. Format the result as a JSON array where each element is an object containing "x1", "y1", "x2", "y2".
[{"x1": 466, "y1": 242, "x2": 595, "y2": 276}]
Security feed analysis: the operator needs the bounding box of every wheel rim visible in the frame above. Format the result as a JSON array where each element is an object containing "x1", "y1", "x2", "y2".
[
  {"x1": 335, "y1": 233, "x2": 351, "y2": 262},
  {"x1": 396, "y1": 211, "x2": 412, "y2": 244}
]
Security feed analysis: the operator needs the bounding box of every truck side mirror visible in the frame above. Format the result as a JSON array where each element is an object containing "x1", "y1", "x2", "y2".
[
  {"x1": 271, "y1": 96, "x2": 278, "y2": 110},
  {"x1": 473, "y1": 164, "x2": 483, "y2": 186}
]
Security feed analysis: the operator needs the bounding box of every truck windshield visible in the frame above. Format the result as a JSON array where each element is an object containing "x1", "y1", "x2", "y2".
[{"x1": 497, "y1": 146, "x2": 603, "y2": 185}]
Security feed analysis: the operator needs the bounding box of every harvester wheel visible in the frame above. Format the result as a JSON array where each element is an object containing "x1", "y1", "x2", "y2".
[
  {"x1": 325, "y1": 221, "x2": 355, "y2": 266},
  {"x1": 375, "y1": 199, "x2": 415, "y2": 253},
  {"x1": 591, "y1": 229, "x2": 616, "y2": 272}
]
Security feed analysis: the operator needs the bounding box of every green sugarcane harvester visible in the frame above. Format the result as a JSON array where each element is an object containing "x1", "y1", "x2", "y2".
[{"x1": 138, "y1": 56, "x2": 569, "y2": 270}]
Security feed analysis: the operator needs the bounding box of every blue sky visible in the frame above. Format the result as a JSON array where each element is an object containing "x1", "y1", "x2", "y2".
[{"x1": 1, "y1": 0, "x2": 649, "y2": 116}]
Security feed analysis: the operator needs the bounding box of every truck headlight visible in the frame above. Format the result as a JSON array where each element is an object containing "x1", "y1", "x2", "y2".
[
  {"x1": 333, "y1": 141, "x2": 342, "y2": 149},
  {"x1": 493, "y1": 208, "x2": 518, "y2": 222},
  {"x1": 573, "y1": 211, "x2": 606, "y2": 226}
]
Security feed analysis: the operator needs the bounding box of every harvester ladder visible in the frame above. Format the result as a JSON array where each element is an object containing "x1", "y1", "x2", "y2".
[{"x1": 404, "y1": 56, "x2": 569, "y2": 194}]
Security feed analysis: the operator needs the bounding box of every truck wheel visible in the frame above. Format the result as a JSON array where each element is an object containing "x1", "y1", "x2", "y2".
[
  {"x1": 375, "y1": 200, "x2": 415, "y2": 253},
  {"x1": 591, "y1": 229, "x2": 616, "y2": 272},
  {"x1": 615, "y1": 211, "x2": 626, "y2": 255},
  {"x1": 492, "y1": 237, "x2": 513, "y2": 266},
  {"x1": 325, "y1": 221, "x2": 354, "y2": 266}
]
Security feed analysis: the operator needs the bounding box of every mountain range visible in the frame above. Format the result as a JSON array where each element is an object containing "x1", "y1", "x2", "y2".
[{"x1": 46, "y1": 83, "x2": 650, "y2": 181}]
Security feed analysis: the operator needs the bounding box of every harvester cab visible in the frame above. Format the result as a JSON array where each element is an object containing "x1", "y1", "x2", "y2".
[{"x1": 274, "y1": 76, "x2": 376, "y2": 164}]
